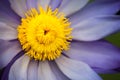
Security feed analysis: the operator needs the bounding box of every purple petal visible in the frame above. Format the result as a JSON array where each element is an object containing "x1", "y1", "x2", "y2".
[
  {"x1": 70, "y1": 0, "x2": 120, "y2": 23},
  {"x1": 71, "y1": 15, "x2": 120, "y2": 41},
  {"x1": 55, "y1": 55, "x2": 102, "y2": 80},
  {"x1": 37, "y1": 0, "x2": 50, "y2": 9},
  {"x1": 0, "y1": 16, "x2": 20, "y2": 29},
  {"x1": 0, "y1": 0, "x2": 20, "y2": 20},
  {"x1": 0, "y1": 40, "x2": 21, "y2": 68},
  {"x1": 49, "y1": 61, "x2": 70, "y2": 80},
  {"x1": 26, "y1": 0, "x2": 38, "y2": 10},
  {"x1": 38, "y1": 61, "x2": 57, "y2": 80},
  {"x1": 1, "y1": 51, "x2": 24, "y2": 80},
  {"x1": 27, "y1": 60, "x2": 38, "y2": 80},
  {"x1": 0, "y1": 22, "x2": 18, "y2": 40},
  {"x1": 64, "y1": 41, "x2": 120, "y2": 71},
  {"x1": 0, "y1": 0, "x2": 20, "y2": 28},
  {"x1": 59, "y1": 0, "x2": 89, "y2": 16},
  {"x1": 9, "y1": 0, "x2": 52, "y2": 17},
  {"x1": 9, "y1": 0, "x2": 28, "y2": 17},
  {"x1": 9, "y1": 55, "x2": 30, "y2": 80},
  {"x1": 49, "y1": 0, "x2": 62, "y2": 10}
]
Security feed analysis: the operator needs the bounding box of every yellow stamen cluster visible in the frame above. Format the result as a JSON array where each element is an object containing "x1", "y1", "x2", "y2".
[{"x1": 17, "y1": 7, "x2": 72, "y2": 61}]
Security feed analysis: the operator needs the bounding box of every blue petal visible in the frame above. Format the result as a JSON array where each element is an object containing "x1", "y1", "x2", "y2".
[
  {"x1": 55, "y1": 55, "x2": 102, "y2": 80},
  {"x1": 64, "y1": 41, "x2": 120, "y2": 71},
  {"x1": 71, "y1": 15, "x2": 120, "y2": 41},
  {"x1": 1, "y1": 51, "x2": 24, "y2": 80},
  {"x1": 49, "y1": 61, "x2": 70, "y2": 80},
  {"x1": 0, "y1": 40, "x2": 21, "y2": 69},
  {"x1": 0, "y1": 0, "x2": 20, "y2": 28},
  {"x1": 27, "y1": 60, "x2": 38, "y2": 80},
  {"x1": 36, "y1": 0, "x2": 50, "y2": 9},
  {"x1": 9, "y1": 55, "x2": 30, "y2": 80},
  {"x1": 49, "y1": 0, "x2": 62, "y2": 10},
  {"x1": 26, "y1": 0, "x2": 38, "y2": 10},
  {"x1": 9, "y1": 0, "x2": 28, "y2": 17},
  {"x1": 38, "y1": 61, "x2": 57, "y2": 80},
  {"x1": 70, "y1": 0, "x2": 120, "y2": 22},
  {"x1": 59, "y1": 0, "x2": 89, "y2": 16},
  {"x1": 0, "y1": 22, "x2": 17, "y2": 40}
]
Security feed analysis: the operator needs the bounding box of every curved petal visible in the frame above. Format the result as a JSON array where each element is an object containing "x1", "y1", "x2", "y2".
[
  {"x1": 49, "y1": 61, "x2": 70, "y2": 80},
  {"x1": 38, "y1": 61, "x2": 57, "y2": 80},
  {"x1": 37, "y1": 0, "x2": 50, "y2": 9},
  {"x1": 9, "y1": 55, "x2": 30, "y2": 80},
  {"x1": 70, "y1": 0, "x2": 120, "y2": 23},
  {"x1": 9, "y1": 0, "x2": 51, "y2": 17},
  {"x1": 26, "y1": 0, "x2": 62, "y2": 11},
  {"x1": 49, "y1": 0, "x2": 62, "y2": 10},
  {"x1": 1, "y1": 51, "x2": 24, "y2": 80},
  {"x1": 0, "y1": 17, "x2": 20, "y2": 29},
  {"x1": 27, "y1": 60, "x2": 38, "y2": 80},
  {"x1": 0, "y1": 22, "x2": 17, "y2": 40},
  {"x1": 9, "y1": 0, "x2": 27, "y2": 17},
  {"x1": 71, "y1": 15, "x2": 120, "y2": 41},
  {"x1": 0, "y1": 0, "x2": 20, "y2": 18},
  {"x1": 0, "y1": 40, "x2": 21, "y2": 69},
  {"x1": 64, "y1": 41, "x2": 120, "y2": 70},
  {"x1": 59, "y1": 0, "x2": 89, "y2": 16},
  {"x1": 55, "y1": 55, "x2": 102, "y2": 80},
  {"x1": 26, "y1": 0, "x2": 38, "y2": 10},
  {"x1": 0, "y1": 0, "x2": 20, "y2": 28}
]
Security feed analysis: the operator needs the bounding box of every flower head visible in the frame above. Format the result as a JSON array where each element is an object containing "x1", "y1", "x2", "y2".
[
  {"x1": 0, "y1": 0, "x2": 120, "y2": 80},
  {"x1": 18, "y1": 6, "x2": 72, "y2": 61}
]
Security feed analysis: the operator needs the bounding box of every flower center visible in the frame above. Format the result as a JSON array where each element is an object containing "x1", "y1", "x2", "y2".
[{"x1": 17, "y1": 7, "x2": 72, "y2": 61}]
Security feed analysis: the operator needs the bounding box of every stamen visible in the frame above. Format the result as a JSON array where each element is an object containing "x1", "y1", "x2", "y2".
[{"x1": 17, "y1": 6, "x2": 72, "y2": 61}]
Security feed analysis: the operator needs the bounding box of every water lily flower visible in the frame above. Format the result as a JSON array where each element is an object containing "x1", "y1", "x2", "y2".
[{"x1": 0, "y1": 0, "x2": 120, "y2": 80}]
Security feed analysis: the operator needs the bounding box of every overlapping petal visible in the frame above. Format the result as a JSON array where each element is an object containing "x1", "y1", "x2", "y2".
[
  {"x1": 27, "y1": 0, "x2": 62, "y2": 13},
  {"x1": 71, "y1": 15, "x2": 120, "y2": 41},
  {"x1": 9, "y1": 0, "x2": 89, "y2": 17},
  {"x1": 0, "y1": 0, "x2": 20, "y2": 29},
  {"x1": 9, "y1": 0, "x2": 52, "y2": 17},
  {"x1": 1, "y1": 51, "x2": 24, "y2": 80},
  {"x1": 27, "y1": 60, "x2": 38, "y2": 80},
  {"x1": 38, "y1": 61, "x2": 57, "y2": 80},
  {"x1": 26, "y1": 0, "x2": 38, "y2": 10},
  {"x1": 58, "y1": 0, "x2": 89, "y2": 16},
  {"x1": 0, "y1": 22, "x2": 18, "y2": 40},
  {"x1": 9, "y1": 55, "x2": 30, "y2": 80},
  {"x1": 49, "y1": 0, "x2": 62, "y2": 10},
  {"x1": 9, "y1": 0, "x2": 27, "y2": 17},
  {"x1": 64, "y1": 41, "x2": 120, "y2": 71},
  {"x1": 0, "y1": 40, "x2": 21, "y2": 69},
  {"x1": 0, "y1": 0, "x2": 20, "y2": 21},
  {"x1": 37, "y1": 0, "x2": 50, "y2": 9},
  {"x1": 49, "y1": 61, "x2": 70, "y2": 80},
  {"x1": 55, "y1": 55, "x2": 102, "y2": 80},
  {"x1": 70, "y1": 0, "x2": 120, "y2": 22}
]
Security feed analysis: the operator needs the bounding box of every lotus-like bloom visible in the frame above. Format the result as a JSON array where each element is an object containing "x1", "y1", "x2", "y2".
[{"x1": 0, "y1": 0, "x2": 120, "y2": 80}]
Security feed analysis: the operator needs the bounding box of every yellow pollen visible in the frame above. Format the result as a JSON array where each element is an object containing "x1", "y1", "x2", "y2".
[{"x1": 17, "y1": 6, "x2": 72, "y2": 61}]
